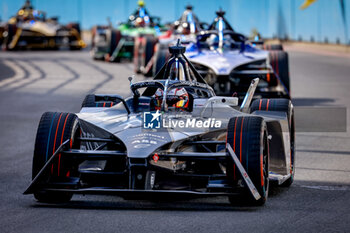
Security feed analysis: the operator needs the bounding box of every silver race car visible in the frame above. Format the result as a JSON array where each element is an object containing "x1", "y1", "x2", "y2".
[{"x1": 24, "y1": 41, "x2": 295, "y2": 206}]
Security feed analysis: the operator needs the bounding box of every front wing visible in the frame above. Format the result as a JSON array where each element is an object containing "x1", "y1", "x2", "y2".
[{"x1": 24, "y1": 138, "x2": 265, "y2": 201}]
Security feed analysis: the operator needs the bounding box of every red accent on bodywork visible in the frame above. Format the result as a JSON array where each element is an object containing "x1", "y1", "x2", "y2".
[
  {"x1": 153, "y1": 153, "x2": 159, "y2": 163},
  {"x1": 57, "y1": 113, "x2": 70, "y2": 176}
]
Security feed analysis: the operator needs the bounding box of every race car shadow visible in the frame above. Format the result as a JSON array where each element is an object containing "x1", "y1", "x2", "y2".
[
  {"x1": 292, "y1": 97, "x2": 336, "y2": 106},
  {"x1": 268, "y1": 184, "x2": 291, "y2": 197},
  {"x1": 30, "y1": 185, "x2": 290, "y2": 211},
  {"x1": 30, "y1": 194, "x2": 270, "y2": 211},
  {"x1": 297, "y1": 149, "x2": 350, "y2": 156}
]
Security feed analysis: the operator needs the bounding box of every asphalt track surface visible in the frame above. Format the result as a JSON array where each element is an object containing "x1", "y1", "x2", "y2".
[{"x1": 0, "y1": 49, "x2": 349, "y2": 233}]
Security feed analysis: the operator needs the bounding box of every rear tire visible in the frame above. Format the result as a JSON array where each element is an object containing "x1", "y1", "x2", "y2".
[
  {"x1": 69, "y1": 23, "x2": 81, "y2": 34},
  {"x1": 250, "y1": 98, "x2": 295, "y2": 187},
  {"x1": 269, "y1": 51, "x2": 290, "y2": 93},
  {"x1": 226, "y1": 116, "x2": 269, "y2": 206},
  {"x1": 152, "y1": 46, "x2": 168, "y2": 76},
  {"x1": 81, "y1": 94, "x2": 121, "y2": 108},
  {"x1": 107, "y1": 29, "x2": 121, "y2": 62},
  {"x1": 68, "y1": 23, "x2": 82, "y2": 50},
  {"x1": 264, "y1": 44, "x2": 283, "y2": 51},
  {"x1": 4, "y1": 24, "x2": 16, "y2": 51},
  {"x1": 133, "y1": 36, "x2": 143, "y2": 73},
  {"x1": 32, "y1": 112, "x2": 79, "y2": 203},
  {"x1": 142, "y1": 35, "x2": 157, "y2": 77}
]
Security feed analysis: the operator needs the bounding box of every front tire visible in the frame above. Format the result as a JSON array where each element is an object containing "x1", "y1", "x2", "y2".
[
  {"x1": 226, "y1": 116, "x2": 269, "y2": 206},
  {"x1": 32, "y1": 112, "x2": 79, "y2": 203}
]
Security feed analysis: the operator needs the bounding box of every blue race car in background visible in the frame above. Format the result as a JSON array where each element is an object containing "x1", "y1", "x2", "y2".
[{"x1": 152, "y1": 10, "x2": 290, "y2": 100}]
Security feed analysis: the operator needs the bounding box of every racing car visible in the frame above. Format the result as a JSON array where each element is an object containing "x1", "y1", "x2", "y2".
[
  {"x1": 206, "y1": 9, "x2": 284, "y2": 52},
  {"x1": 24, "y1": 41, "x2": 295, "y2": 206},
  {"x1": 151, "y1": 10, "x2": 290, "y2": 99},
  {"x1": 91, "y1": 0, "x2": 166, "y2": 62},
  {"x1": 134, "y1": 4, "x2": 206, "y2": 76},
  {"x1": 1, "y1": 0, "x2": 85, "y2": 50},
  {"x1": 173, "y1": 5, "x2": 205, "y2": 35}
]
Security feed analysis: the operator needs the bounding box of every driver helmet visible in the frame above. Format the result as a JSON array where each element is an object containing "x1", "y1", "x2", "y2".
[
  {"x1": 152, "y1": 87, "x2": 189, "y2": 110},
  {"x1": 207, "y1": 34, "x2": 219, "y2": 48},
  {"x1": 167, "y1": 87, "x2": 189, "y2": 109},
  {"x1": 175, "y1": 6, "x2": 198, "y2": 35},
  {"x1": 134, "y1": 17, "x2": 146, "y2": 27},
  {"x1": 18, "y1": 0, "x2": 34, "y2": 21},
  {"x1": 207, "y1": 33, "x2": 231, "y2": 49},
  {"x1": 133, "y1": 2, "x2": 150, "y2": 27}
]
